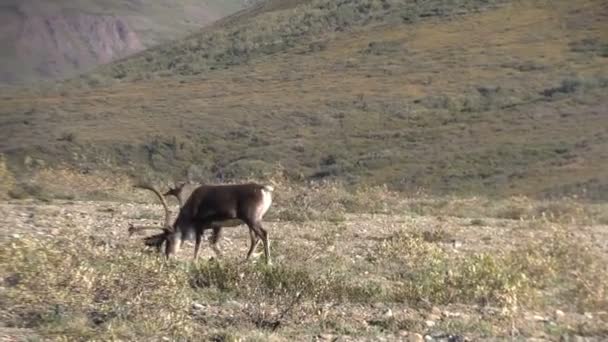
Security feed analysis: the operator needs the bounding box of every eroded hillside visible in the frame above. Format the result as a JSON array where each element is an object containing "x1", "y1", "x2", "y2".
[{"x1": 0, "y1": 0, "x2": 247, "y2": 84}]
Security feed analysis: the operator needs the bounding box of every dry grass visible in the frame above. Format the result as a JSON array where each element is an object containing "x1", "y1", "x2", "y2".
[
  {"x1": 1, "y1": 1, "x2": 607, "y2": 338},
  {"x1": 0, "y1": 155, "x2": 16, "y2": 200},
  {"x1": 1, "y1": 183, "x2": 607, "y2": 340}
]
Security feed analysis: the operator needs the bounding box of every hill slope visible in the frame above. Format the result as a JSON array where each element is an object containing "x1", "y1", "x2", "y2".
[
  {"x1": 0, "y1": 0, "x2": 247, "y2": 84},
  {"x1": 1, "y1": 0, "x2": 607, "y2": 199}
]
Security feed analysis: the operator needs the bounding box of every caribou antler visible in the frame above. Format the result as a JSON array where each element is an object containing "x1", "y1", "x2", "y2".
[
  {"x1": 127, "y1": 223, "x2": 168, "y2": 236},
  {"x1": 127, "y1": 182, "x2": 174, "y2": 243},
  {"x1": 133, "y1": 182, "x2": 173, "y2": 229}
]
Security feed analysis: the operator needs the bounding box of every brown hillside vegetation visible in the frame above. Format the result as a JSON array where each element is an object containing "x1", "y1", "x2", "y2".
[{"x1": 1, "y1": 0, "x2": 607, "y2": 199}]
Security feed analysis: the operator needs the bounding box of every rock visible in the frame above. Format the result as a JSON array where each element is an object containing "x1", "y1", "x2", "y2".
[
  {"x1": 192, "y1": 302, "x2": 205, "y2": 311},
  {"x1": 398, "y1": 330, "x2": 410, "y2": 337},
  {"x1": 426, "y1": 313, "x2": 441, "y2": 321},
  {"x1": 383, "y1": 308, "x2": 393, "y2": 318},
  {"x1": 530, "y1": 314, "x2": 547, "y2": 322},
  {"x1": 425, "y1": 320, "x2": 436, "y2": 327},
  {"x1": 225, "y1": 300, "x2": 242, "y2": 309},
  {"x1": 554, "y1": 309, "x2": 565, "y2": 320},
  {"x1": 408, "y1": 333, "x2": 424, "y2": 342},
  {"x1": 443, "y1": 310, "x2": 461, "y2": 318},
  {"x1": 317, "y1": 333, "x2": 335, "y2": 341}
]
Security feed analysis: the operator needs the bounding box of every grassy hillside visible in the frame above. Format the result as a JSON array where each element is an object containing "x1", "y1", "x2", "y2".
[{"x1": 1, "y1": 0, "x2": 607, "y2": 199}]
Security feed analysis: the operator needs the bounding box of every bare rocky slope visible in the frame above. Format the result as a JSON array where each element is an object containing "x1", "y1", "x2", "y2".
[{"x1": 0, "y1": 0, "x2": 248, "y2": 84}]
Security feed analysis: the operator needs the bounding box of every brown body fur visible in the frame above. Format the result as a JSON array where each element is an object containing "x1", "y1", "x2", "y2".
[{"x1": 166, "y1": 183, "x2": 274, "y2": 264}]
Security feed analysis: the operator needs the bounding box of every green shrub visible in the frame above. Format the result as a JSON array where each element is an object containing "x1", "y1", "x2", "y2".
[
  {"x1": 100, "y1": 0, "x2": 505, "y2": 80},
  {"x1": 0, "y1": 232, "x2": 196, "y2": 340},
  {"x1": 8, "y1": 182, "x2": 50, "y2": 201},
  {"x1": 380, "y1": 231, "x2": 528, "y2": 306}
]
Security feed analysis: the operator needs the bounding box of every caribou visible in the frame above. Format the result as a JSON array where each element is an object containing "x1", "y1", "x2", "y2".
[{"x1": 130, "y1": 181, "x2": 274, "y2": 264}]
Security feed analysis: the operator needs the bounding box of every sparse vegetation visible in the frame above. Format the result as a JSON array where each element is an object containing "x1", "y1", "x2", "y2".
[
  {"x1": 1, "y1": 185, "x2": 607, "y2": 340},
  {"x1": 0, "y1": 155, "x2": 16, "y2": 200},
  {"x1": 1, "y1": 0, "x2": 607, "y2": 339},
  {"x1": 2, "y1": 0, "x2": 607, "y2": 199},
  {"x1": 91, "y1": 0, "x2": 508, "y2": 81}
]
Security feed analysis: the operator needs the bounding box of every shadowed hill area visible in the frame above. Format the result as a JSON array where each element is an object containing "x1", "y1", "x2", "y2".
[
  {"x1": 0, "y1": 0, "x2": 248, "y2": 84},
  {"x1": 1, "y1": 0, "x2": 607, "y2": 199}
]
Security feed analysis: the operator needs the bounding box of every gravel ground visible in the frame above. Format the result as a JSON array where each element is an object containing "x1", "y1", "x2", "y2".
[{"x1": 1, "y1": 199, "x2": 607, "y2": 341}]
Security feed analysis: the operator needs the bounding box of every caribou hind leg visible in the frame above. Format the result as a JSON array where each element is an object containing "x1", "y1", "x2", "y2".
[
  {"x1": 245, "y1": 220, "x2": 271, "y2": 265},
  {"x1": 245, "y1": 227, "x2": 261, "y2": 262},
  {"x1": 209, "y1": 226, "x2": 223, "y2": 258}
]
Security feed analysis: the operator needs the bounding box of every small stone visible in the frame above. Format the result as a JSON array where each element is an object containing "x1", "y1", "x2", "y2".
[
  {"x1": 555, "y1": 310, "x2": 565, "y2": 320},
  {"x1": 318, "y1": 333, "x2": 334, "y2": 341},
  {"x1": 424, "y1": 335, "x2": 433, "y2": 341},
  {"x1": 425, "y1": 320, "x2": 436, "y2": 327},
  {"x1": 398, "y1": 330, "x2": 410, "y2": 337},
  {"x1": 431, "y1": 306, "x2": 442, "y2": 316},
  {"x1": 192, "y1": 302, "x2": 205, "y2": 311},
  {"x1": 426, "y1": 313, "x2": 441, "y2": 321},
  {"x1": 225, "y1": 300, "x2": 241, "y2": 309},
  {"x1": 372, "y1": 302, "x2": 384, "y2": 309},
  {"x1": 408, "y1": 333, "x2": 424, "y2": 342},
  {"x1": 443, "y1": 311, "x2": 461, "y2": 318},
  {"x1": 584, "y1": 312, "x2": 593, "y2": 320},
  {"x1": 383, "y1": 308, "x2": 393, "y2": 318}
]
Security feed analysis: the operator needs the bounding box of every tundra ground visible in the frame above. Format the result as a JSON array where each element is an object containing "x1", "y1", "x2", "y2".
[{"x1": 1, "y1": 185, "x2": 607, "y2": 341}]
